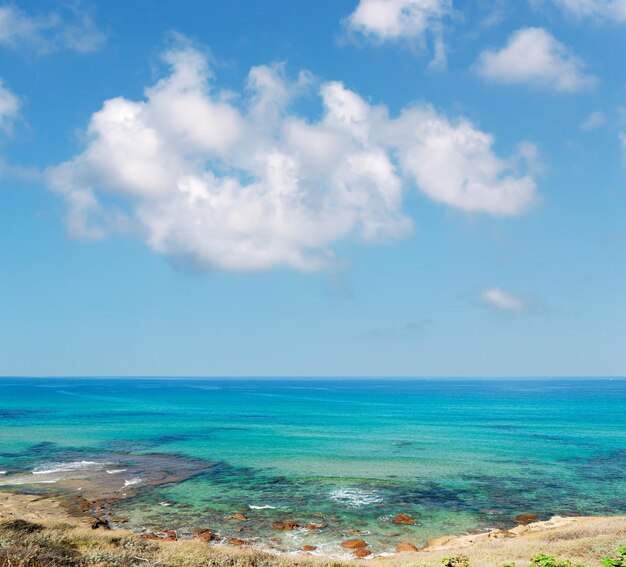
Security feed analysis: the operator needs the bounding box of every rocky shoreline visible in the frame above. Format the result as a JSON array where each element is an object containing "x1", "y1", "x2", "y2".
[{"x1": 2, "y1": 489, "x2": 624, "y2": 564}]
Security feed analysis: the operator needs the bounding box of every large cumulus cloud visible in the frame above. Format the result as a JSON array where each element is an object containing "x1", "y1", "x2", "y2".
[{"x1": 48, "y1": 40, "x2": 537, "y2": 271}]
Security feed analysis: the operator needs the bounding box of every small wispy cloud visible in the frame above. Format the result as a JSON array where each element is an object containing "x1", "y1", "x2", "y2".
[
  {"x1": 342, "y1": 0, "x2": 454, "y2": 69},
  {"x1": 480, "y1": 287, "x2": 526, "y2": 312},
  {"x1": 474, "y1": 27, "x2": 596, "y2": 92},
  {"x1": 581, "y1": 110, "x2": 606, "y2": 131},
  {"x1": 0, "y1": 79, "x2": 19, "y2": 133},
  {"x1": 550, "y1": 0, "x2": 626, "y2": 23},
  {"x1": 0, "y1": 2, "x2": 105, "y2": 55}
]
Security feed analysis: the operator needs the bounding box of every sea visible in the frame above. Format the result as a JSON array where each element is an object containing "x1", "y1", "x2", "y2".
[{"x1": 0, "y1": 378, "x2": 625, "y2": 557}]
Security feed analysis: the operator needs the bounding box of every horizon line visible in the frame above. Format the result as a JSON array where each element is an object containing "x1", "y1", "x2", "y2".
[{"x1": 1, "y1": 375, "x2": 625, "y2": 380}]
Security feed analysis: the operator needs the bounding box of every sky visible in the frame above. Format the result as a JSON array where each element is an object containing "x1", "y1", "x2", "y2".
[{"x1": 0, "y1": 0, "x2": 625, "y2": 377}]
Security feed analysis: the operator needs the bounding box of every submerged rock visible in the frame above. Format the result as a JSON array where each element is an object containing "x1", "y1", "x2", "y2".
[
  {"x1": 302, "y1": 545, "x2": 317, "y2": 551},
  {"x1": 393, "y1": 513, "x2": 417, "y2": 525},
  {"x1": 271, "y1": 519, "x2": 298, "y2": 530},
  {"x1": 514, "y1": 513, "x2": 539, "y2": 524},
  {"x1": 304, "y1": 522, "x2": 325, "y2": 531},
  {"x1": 229, "y1": 513, "x2": 247, "y2": 521},
  {"x1": 341, "y1": 538, "x2": 367, "y2": 549},
  {"x1": 396, "y1": 542, "x2": 420, "y2": 553},
  {"x1": 355, "y1": 548, "x2": 372, "y2": 557}
]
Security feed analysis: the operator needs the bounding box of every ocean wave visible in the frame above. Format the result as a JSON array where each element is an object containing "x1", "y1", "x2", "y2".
[
  {"x1": 123, "y1": 477, "x2": 142, "y2": 487},
  {"x1": 2, "y1": 477, "x2": 59, "y2": 485},
  {"x1": 329, "y1": 487, "x2": 383, "y2": 507},
  {"x1": 248, "y1": 504, "x2": 277, "y2": 510},
  {"x1": 106, "y1": 469, "x2": 127, "y2": 474},
  {"x1": 32, "y1": 461, "x2": 102, "y2": 475}
]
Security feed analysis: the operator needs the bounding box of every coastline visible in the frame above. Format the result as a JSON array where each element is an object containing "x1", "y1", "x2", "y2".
[{"x1": 1, "y1": 490, "x2": 624, "y2": 566}]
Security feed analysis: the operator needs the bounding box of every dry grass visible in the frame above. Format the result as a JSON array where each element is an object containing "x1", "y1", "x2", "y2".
[
  {"x1": 0, "y1": 516, "x2": 623, "y2": 567},
  {"x1": 374, "y1": 517, "x2": 626, "y2": 567}
]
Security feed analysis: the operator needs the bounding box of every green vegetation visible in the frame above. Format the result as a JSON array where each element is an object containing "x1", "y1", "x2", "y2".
[
  {"x1": 437, "y1": 549, "x2": 626, "y2": 567},
  {"x1": 602, "y1": 546, "x2": 626, "y2": 567},
  {"x1": 528, "y1": 553, "x2": 585, "y2": 567},
  {"x1": 441, "y1": 554, "x2": 471, "y2": 567}
]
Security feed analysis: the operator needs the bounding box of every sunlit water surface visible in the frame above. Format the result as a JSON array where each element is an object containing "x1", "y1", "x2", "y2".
[{"x1": 1, "y1": 378, "x2": 625, "y2": 556}]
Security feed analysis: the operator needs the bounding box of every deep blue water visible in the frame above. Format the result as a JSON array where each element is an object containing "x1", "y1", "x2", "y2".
[{"x1": 0, "y1": 378, "x2": 625, "y2": 556}]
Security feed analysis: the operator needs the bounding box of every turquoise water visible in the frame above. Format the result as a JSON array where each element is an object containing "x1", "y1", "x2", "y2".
[{"x1": 1, "y1": 378, "x2": 625, "y2": 556}]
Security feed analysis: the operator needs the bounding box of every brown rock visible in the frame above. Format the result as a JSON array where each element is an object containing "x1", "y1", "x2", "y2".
[
  {"x1": 348, "y1": 529, "x2": 362, "y2": 534},
  {"x1": 341, "y1": 538, "x2": 367, "y2": 549},
  {"x1": 228, "y1": 537, "x2": 246, "y2": 545},
  {"x1": 304, "y1": 522, "x2": 325, "y2": 531},
  {"x1": 108, "y1": 516, "x2": 129, "y2": 524},
  {"x1": 75, "y1": 498, "x2": 91, "y2": 512},
  {"x1": 193, "y1": 528, "x2": 219, "y2": 543},
  {"x1": 393, "y1": 513, "x2": 417, "y2": 525},
  {"x1": 229, "y1": 513, "x2": 247, "y2": 521},
  {"x1": 147, "y1": 529, "x2": 177, "y2": 542},
  {"x1": 161, "y1": 529, "x2": 177, "y2": 541},
  {"x1": 396, "y1": 542, "x2": 419, "y2": 553},
  {"x1": 514, "y1": 513, "x2": 539, "y2": 525},
  {"x1": 302, "y1": 545, "x2": 317, "y2": 551},
  {"x1": 271, "y1": 519, "x2": 299, "y2": 530},
  {"x1": 355, "y1": 549, "x2": 372, "y2": 557}
]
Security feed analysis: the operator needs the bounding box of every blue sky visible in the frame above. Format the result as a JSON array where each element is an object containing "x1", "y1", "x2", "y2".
[{"x1": 0, "y1": 0, "x2": 624, "y2": 377}]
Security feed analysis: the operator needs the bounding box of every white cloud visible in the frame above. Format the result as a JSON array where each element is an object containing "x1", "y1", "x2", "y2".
[
  {"x1": 480, "y1": 287, "x2": 526, "y2": 312},
  {"x1": 47, "y1": 40, "x2": 537, "y2": 272},
  {"x1": 474, "y1": 27, "x2": 595, "y2": 92},
  {"x1": 0, "y1": 3, "x2": 104, "y2": 54},
  {"x1": 343, "y1": 0, "x2": 453, "y2": 67},
  {"x1": 0, "y1": 79, "x2": 19, "y2": 133},
  {"x1": 551, "y1": 0, "x2": 626, "y2": 22},
  {"x1": 581, "y1": 110, "x2": 606, "y2": 130}
]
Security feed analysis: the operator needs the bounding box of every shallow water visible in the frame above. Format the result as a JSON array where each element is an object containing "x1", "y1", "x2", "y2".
[{"x1": 0, "y1": 378, "x2": 625, "y2": 557}]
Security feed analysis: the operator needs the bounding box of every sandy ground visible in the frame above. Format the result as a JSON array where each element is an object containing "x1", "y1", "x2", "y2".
[{"x1": 0, "y1": 490, "x2": 93, "y2": 527}]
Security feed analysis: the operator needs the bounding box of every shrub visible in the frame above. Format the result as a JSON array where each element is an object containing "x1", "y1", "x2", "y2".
[
  {"x1": 442, "y1": 554, "x2": 470, "y2": 567},
  {"x1": 529, "y1": 553, "x2": 585, "y2": 567},
  {"x1": 602, "y1": 546, "x2": 626, "y2": 567}
]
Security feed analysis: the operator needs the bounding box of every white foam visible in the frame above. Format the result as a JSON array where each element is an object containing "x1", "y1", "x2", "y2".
[
  {"x1": 106, "y1": 469, "x2": 127, "y2": 474},
  {"x1": 0, "y1": 471, "x2": 6, "y2": 475},
  {"x1": 2, "y1": 477, "x2": 59, "y2": 485},
  {"x1": 329, "y1": 487, "x2": 383, "y2": 508},
  {"x1": 248, "y1": 504, "x2": 277, "y2": 510},
  {"x1": 33, "y1": 461, "x2": 101, "y2": 475},
  {"x1": 123, "y1": 477, "x2": 142, "y2": 487}
]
